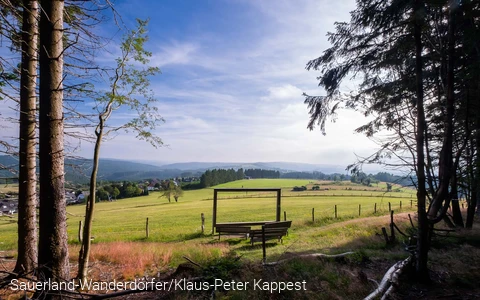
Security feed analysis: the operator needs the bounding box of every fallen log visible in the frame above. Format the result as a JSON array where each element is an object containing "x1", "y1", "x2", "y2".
[
  {"x1": 364, "y1": 256, "x2": 412, "y2": 300},
  {"x1": 263, "y1": 251, "x2": 355, "y2": 266}
]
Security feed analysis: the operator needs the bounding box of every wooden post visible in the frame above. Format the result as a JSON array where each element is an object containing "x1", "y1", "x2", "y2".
[
  {"x1": 381, "y1": 227, "x2": 389, "y2": 245},
  {"x1": 408, "y1": 214, "x2": 415, "y2": 228},
  {"x1": 276, "y1": 190, "x2": 281, "y2": 222},
  {"x1": 389, "y1": 211, "x2": 395, "y2": 242},
  {"x1": 284, "y1": 211, "x2": 287, "y2": 221},
  {"x1": 410, "y1": 200, "x2": 413, "y2": 208},
  {"x1": 388, "y1": 202, "x2": 391, "y2": 212},
  {"x1": 334, "y1": 205, "x2": 337, "y2": 219},
  {"x1": 146, "y1": 217, "x2": 149, "y2": 239},
  {"x1": 212, "y1": 190, "x2": 218, "y2": 234},
  {"x1": 358, "y1": 204, "x2": 361, "y2": 216},
  {"x1": 312, "y1": 208, "x2": 315, "y2": 223},
  {"x1": 262, "y1": 225, "x2": 266, "y2": 263},
  {"x1": 374, "y1": 203, "x2": 377, "y2": 214},
  {"x1": 201, "y1": 213, "x2": 205, "y2": 234},
  {"x1": 78, "y1": 220, "x2": 83, "y2": 243},
  {"x1": 400, "y1": 201, "x2": 402, "y2": 210}
]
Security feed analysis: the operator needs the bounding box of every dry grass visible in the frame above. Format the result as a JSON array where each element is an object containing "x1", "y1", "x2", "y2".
[
  {"x1": 69, "y1": 241, "x2": 230, "y2": 280},
  {"x1": 0, "y1": 184, "x2": 18, "y2": 195}
]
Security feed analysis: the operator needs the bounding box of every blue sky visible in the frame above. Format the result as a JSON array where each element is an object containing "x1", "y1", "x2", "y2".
[{"x1": 1, "y1": 0, "x2": 382, "y2": 168}]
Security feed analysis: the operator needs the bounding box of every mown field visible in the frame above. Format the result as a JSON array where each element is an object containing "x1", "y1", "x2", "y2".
[
  {"x1": 7, "y1": 178, "x2": 478, "y2": 300},
  {"x1": 0, "y1": 179, "x2": 415, "y2": 252}
]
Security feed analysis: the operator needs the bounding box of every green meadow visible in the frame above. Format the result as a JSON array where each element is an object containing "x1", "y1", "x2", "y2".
[{"x1": 0, "y1": 179, "x2": 415, "y2": 251}]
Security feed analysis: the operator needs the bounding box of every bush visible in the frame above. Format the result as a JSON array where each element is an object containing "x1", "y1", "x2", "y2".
[{"x1": 292, "y1": 186, "x2": 307, "y2": 191}]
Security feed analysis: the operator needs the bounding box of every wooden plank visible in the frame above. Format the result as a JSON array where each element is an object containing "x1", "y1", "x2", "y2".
[
  {"x1": 214, "y1": 188, "x2": 281, "y2": 192},
  {"x1": 215, "y1": 226, "x2": 251, "y2": 233},
  {"x1": 215, "y1": 221, "x2": 276, "y2": 227},
  {"x1": 264, "y1": 221, "x2": 292, "y2": 228},
  {"x1": 250, "y1": 225, "x2": 290, "y2": 245}
]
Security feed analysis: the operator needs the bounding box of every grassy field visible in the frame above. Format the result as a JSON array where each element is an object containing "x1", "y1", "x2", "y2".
[
  {"x1": 0, "y1": 183, "x2": 18, "y2": 194},
  {"x1": 3, "y1": 179, "x2": 480, "y2": 300},
  {"x1": 0, "y1": 179, "x2": 414, "y2": 251}
]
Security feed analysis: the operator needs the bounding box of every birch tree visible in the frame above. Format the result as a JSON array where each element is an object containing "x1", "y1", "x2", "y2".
[{"x1": 77, "y1": 19, "x2": 163, "y2": 281}]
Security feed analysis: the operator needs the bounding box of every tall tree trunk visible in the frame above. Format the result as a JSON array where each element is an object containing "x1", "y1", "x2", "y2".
[
  {"x1": 450, "y1": 174, "x2": 464, "y2": 227},
  {"x1": 77, "y1": 118, "x2": 104, "y2": 281},
  {"x1": 14, "y1": 0, "x2": 38, "y2": 276},
  {"x1": 465, "y1": 1, "x2": 480, "y2": 228},
  {"x1": 414, "y1": 0, "x2": 430, "y2": 282},
  {"x1": 427, "y1": 1, "x2": 457, "y2": 222},
  {"x1": 38, "y1": 0, "x2": 70, "y2": 289},
  {"x1": 466, "y1": 112, "x2": 480, "y2": 228}
]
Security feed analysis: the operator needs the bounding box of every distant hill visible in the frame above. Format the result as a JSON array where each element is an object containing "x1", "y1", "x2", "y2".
[
  {"x1": 0, "y1": 155, "x2": 19, "y2": 182},
  {"x1": 0, "y1": 155, "x2": 184, "y2": 184},
  {"x1": 0, "y1": 155, "x2": 385, "y2": 184},
  {"x1": 156, "y1": 161, "x2": 354, "y2": 174}
]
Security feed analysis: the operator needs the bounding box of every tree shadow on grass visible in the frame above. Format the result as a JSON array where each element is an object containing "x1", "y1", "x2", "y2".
[
  {"x1": 205, "y1": 237, "x2": 246, "y2": 246},
  {"x1": 235, "y1": 242, "x2": 279, "y2": 251},
  {"x1": 134, "y1": 232, "x2": 206, "y2": 242}
]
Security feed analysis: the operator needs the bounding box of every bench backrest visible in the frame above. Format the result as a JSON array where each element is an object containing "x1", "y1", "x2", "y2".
[
  {"x1": 215, "y1": 226, "x2": 251, "y2": 233},
  {"x1": 263, "y1": 221, "x2": 292, "y2": 229}
]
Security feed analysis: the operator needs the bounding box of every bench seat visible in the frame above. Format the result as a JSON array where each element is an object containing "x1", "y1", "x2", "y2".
[
  {"x1": 216, "y1": 225, "x2": 251, "y2": 240},
  {"x1": 250, "y1": 221, "x2": 292, "y2": 245}
]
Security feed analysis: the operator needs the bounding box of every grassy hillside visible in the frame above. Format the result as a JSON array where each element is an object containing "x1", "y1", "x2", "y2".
[
  {"x1": 2, "y1": 179, "x2": 479, "y2": 300},
  {"x1": 0, "y1": 179, "x2": 414, "y2": 251}
]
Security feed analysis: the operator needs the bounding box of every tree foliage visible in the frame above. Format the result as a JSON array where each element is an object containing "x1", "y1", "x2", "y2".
[
  {"x1": 78, "y1": 19, "x2": 162, "y2": 281},
  {"x1": 200, "y1": 168, "x2": 244, "y2": 188},
  {"x1": 244, "y1": 168, "x2": 280, "y2": 178},
  {"x1": 304, "y1": 0, "x2": 480, "y2": 280}
]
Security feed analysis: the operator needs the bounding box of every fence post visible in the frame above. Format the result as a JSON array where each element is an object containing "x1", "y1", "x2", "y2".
[
  {"x1": 411, "y1": 200, "x2": 413, "y2": 208},
  {"x1": 146, "y1": 217, "x2": 149, "y2": 238},
  {"x1": 358, "y1": 204, "x2": 361, "y2": 216},
  {"x1": 201, "y1": 213, "x2": 205, "y2": 234},
  {"x1": 408, "y1": 214, "x2": 415, "y2": 228},
  {"x1": 400, "y1": 201, "x2": 402, "y2": 210},
  {"x1": 381, "y1": 227, "x2": 389, "y2": 245},
  {"x1": 312, "y1": 208, "x2": 315, "y2": 222},
  {"x1": 388, "y1": 202, "x2": 391, "y2": 212},
  {"x1": 262, "y1": 225, "x2": 267, "y2": 263},
  {"x1": 390, "y1": 211, "x2": 395, "y2": 242},
  {"x1": 78, "y1": 220, "x2": 83, "y2": 243},
  {"x1": 374, "y1": 203, "x2": 377, "y2": 214},
  {"x1": 334, "y1": 205, "x2": 337, "y2": 219},
  {"x1": 284, "y1": 211, "x2": 287, "y2": 221}
]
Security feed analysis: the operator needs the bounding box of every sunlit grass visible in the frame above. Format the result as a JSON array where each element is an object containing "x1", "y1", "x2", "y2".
[
  {"x1": 0, "y1": 179, "x2": 415, "y2": 252},
  {"x1": 0, "y1": 183, "x2": 19, "y2": 194}
]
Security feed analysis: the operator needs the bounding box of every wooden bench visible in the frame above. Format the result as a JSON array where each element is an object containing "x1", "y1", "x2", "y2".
[
  {"x1": 215, "y1": 225, "x2": 251, "y2": 240},
  {"x1": 249, "y1": 221, "x2": 292, "y2": 245}
]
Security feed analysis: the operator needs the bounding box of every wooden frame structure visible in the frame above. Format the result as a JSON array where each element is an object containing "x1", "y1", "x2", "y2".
[{"x1": 212, "y1": 188, "x2": 282, "y2": 233}]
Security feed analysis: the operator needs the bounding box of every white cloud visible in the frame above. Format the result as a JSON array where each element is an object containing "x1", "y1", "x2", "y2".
[
  {"x1": 151, "y1": 41, "x2": 199, "y2": 67},
  {"x1": 261, "y1": 84, "x2": 303, "y2": 103},
  {"x1": 1, "y1": 0, "x2": 388, "y2": 169}
]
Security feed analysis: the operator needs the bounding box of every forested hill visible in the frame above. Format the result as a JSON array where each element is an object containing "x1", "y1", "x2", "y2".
[
  {"x1": 0, "y1": 156, "x2": 353, "y2": 183},
  {"x1": 0, "y1": 155, "x2": 408, "y2": 185},
  {"x1": 0, "y1": 156, "x2": 185, "y2": 184}
]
